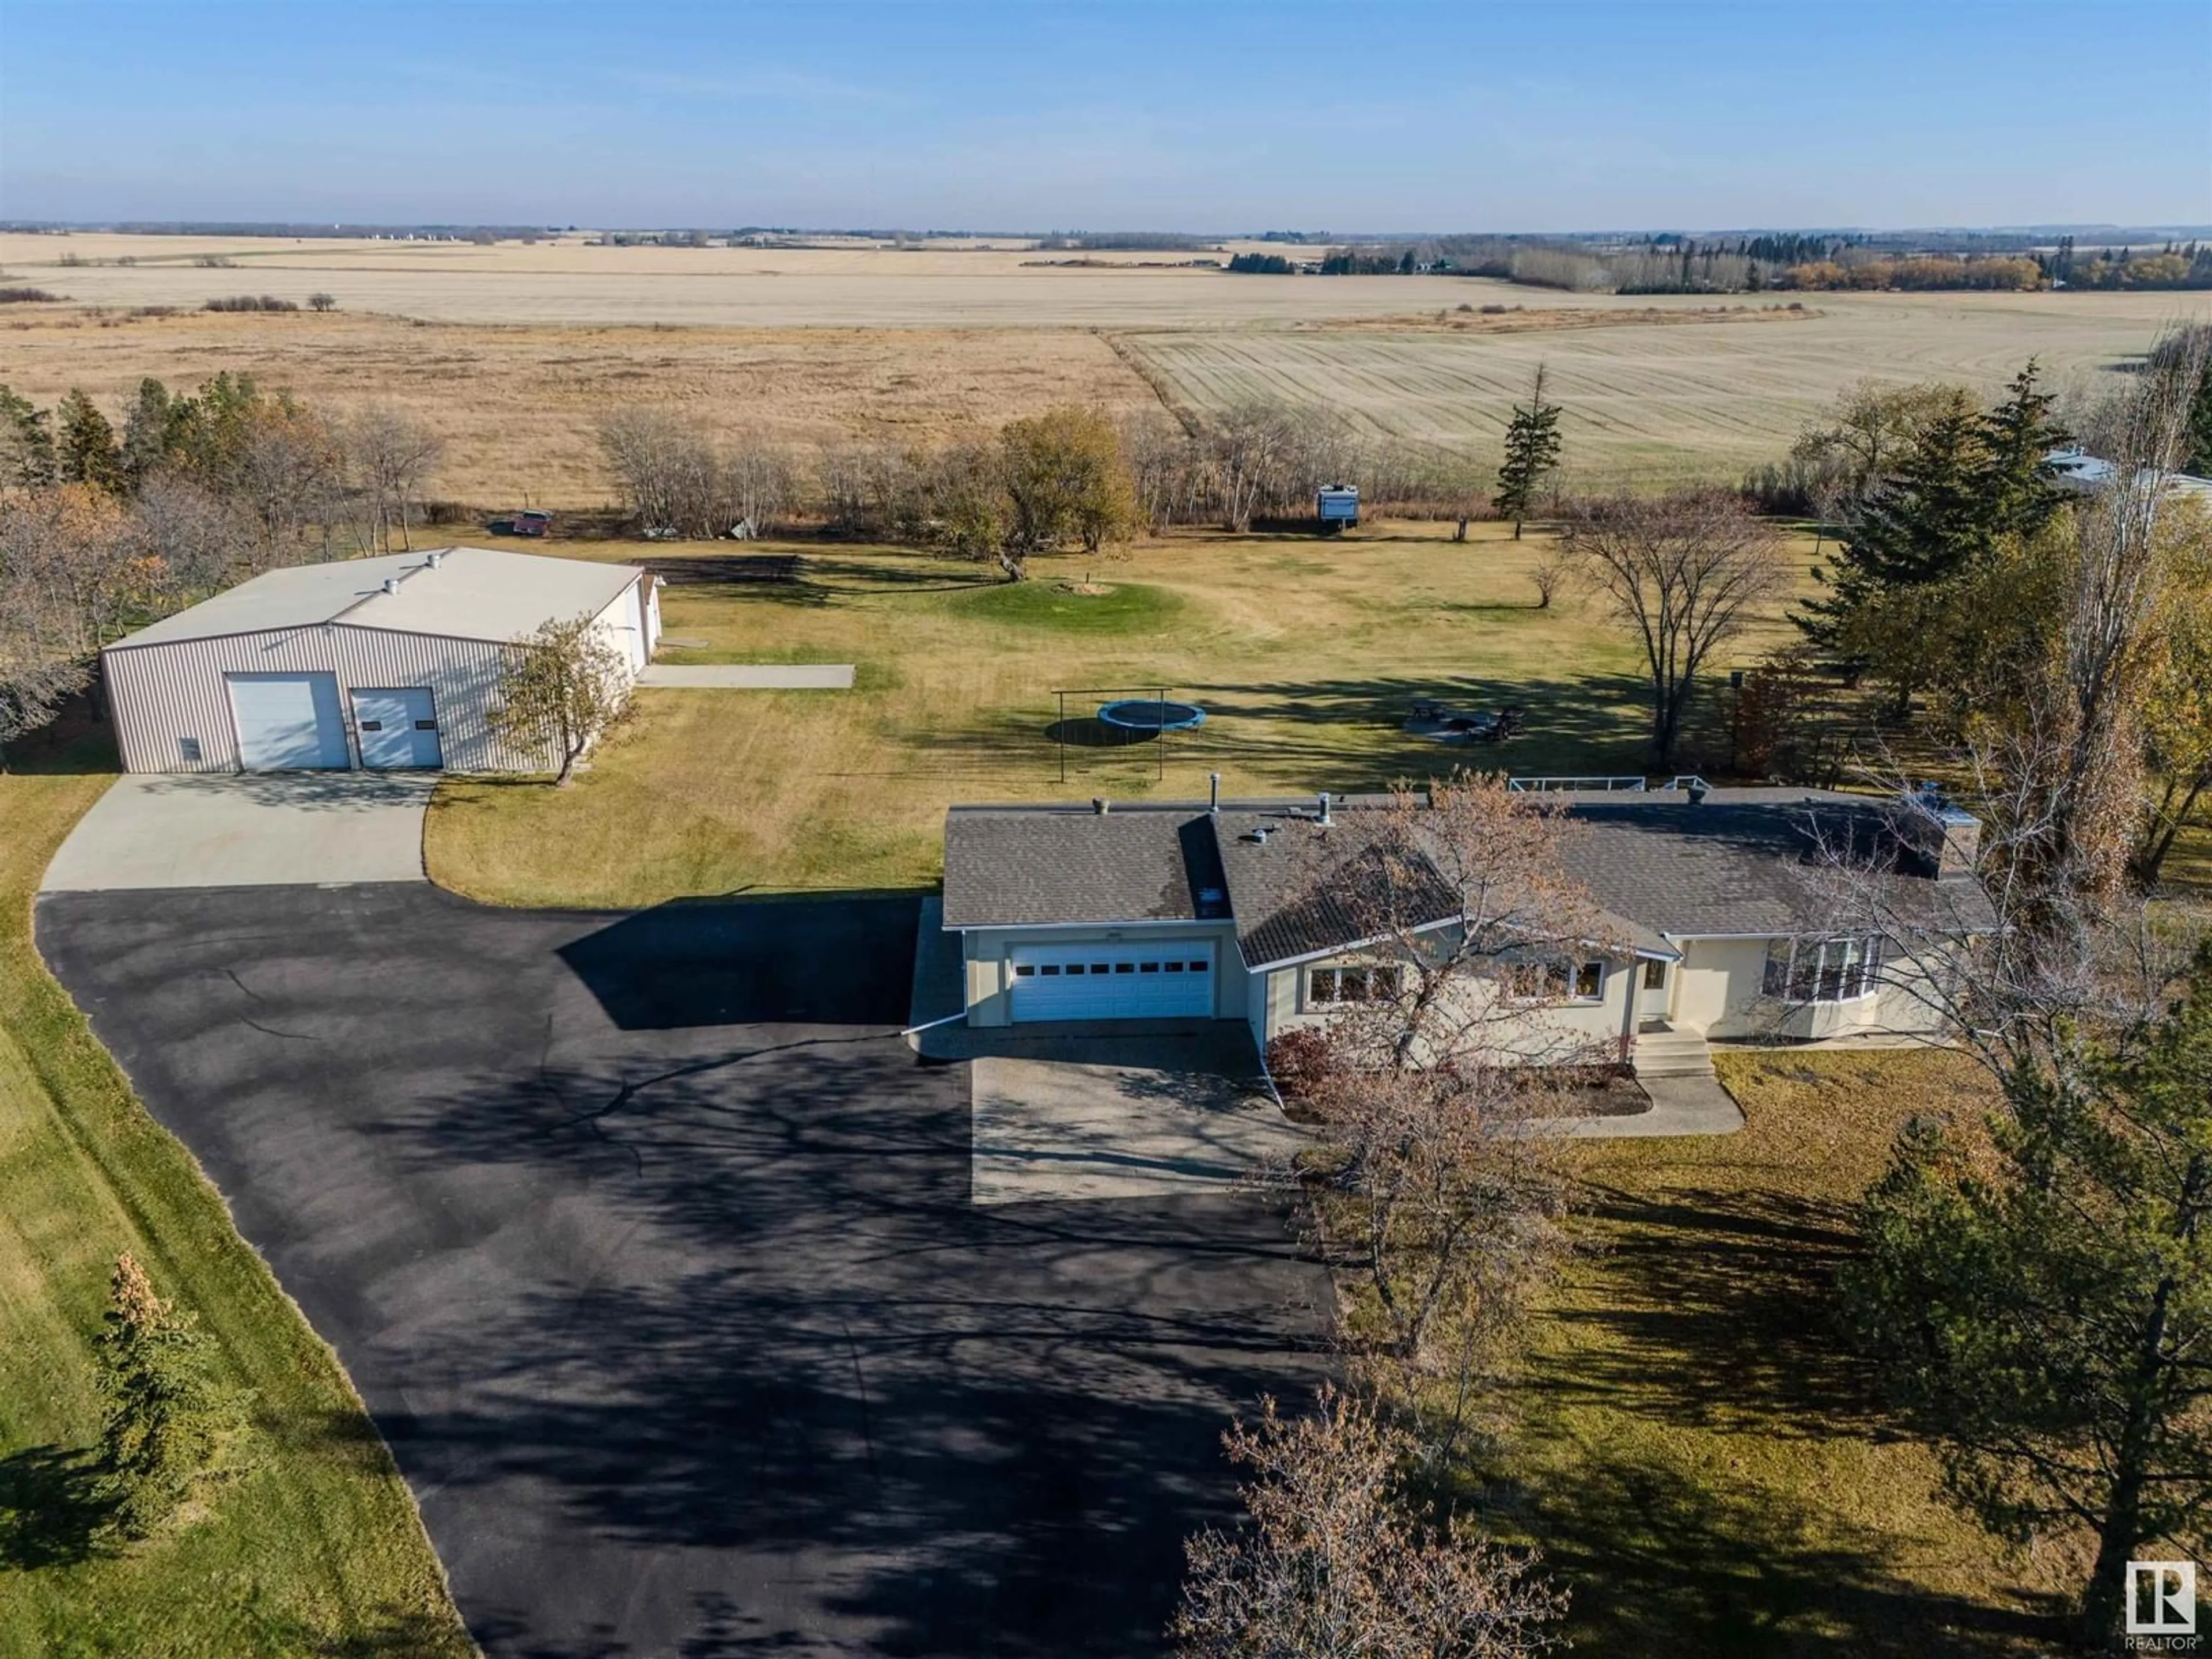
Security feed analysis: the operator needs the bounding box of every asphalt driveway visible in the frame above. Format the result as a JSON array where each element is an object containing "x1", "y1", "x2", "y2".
[{"x1": 35, "y1": 884, "x2": 1328, "y2": 1658}]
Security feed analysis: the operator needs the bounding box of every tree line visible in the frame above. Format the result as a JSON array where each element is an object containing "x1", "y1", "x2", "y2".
[
  {"x1": 593, "y1": 376, "x2": 1574, "y2": 565},
  {"x1": 0, "y1": 374, "x2": 443, "y2": 762}
]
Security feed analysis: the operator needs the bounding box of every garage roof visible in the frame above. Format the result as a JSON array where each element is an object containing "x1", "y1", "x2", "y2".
[{"x1": 107, "y1": 547, "x2": 643, "y2": 650}]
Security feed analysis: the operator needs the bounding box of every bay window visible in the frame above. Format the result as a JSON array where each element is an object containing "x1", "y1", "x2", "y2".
[{"x1": 1763, "y1": 935, "x2": 1882, "y2": 1003}]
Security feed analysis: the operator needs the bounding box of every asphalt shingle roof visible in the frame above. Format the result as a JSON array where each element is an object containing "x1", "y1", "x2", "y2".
[
  {"x1": 940, "y1": 789, "x2": 1995, "y2": 961},
  {"x1": 941, "y1": 805, "x2": 1230, "y2": 929}
]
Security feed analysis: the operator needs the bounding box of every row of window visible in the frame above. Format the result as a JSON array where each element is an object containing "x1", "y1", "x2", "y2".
[
  {"x1": 1505, "y1": 959, "x2": 1605, "y2": 1003},
  {"x1": 1306, "y1": 965, "x2": 1405, "y2": 1005},
  {"x1": 1763, "y1": 935, "x2": 1883, "y2": 1003},
  {"x1": 1013, "y1": 959, "x2": 1210, "y2": 978},
  {"x1": 1290, "y1": 937, "x2": 1887, "y2": 1014},
  {"x1": 1307, "y1": 959, "x2": 1608, "y2": 1006}
]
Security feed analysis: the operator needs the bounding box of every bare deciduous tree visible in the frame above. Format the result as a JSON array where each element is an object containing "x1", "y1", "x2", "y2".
[
  {"x1": 1209, "y1": 403, "x2": 1301, "y2": 533},
  {"x1": 1172, "y1": 1384, "x2": 1566, "y2": 1659},
  {"x1": 1262, "y1": 779, "x2": 1613, "y2": 1377},
  {"x1": 345, "y1": 403, "x2": 444, "y2": 554},
  {"x1": 1564, "y1": 490, "x2": 1789, "y2": 770}
]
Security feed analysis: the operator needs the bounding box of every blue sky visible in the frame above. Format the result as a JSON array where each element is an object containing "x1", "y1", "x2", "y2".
[{"x1": 2, "y1": 1, "x2": 2207, "y2": 231}]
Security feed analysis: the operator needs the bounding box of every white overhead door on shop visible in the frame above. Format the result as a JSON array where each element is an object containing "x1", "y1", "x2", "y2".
[
  {"x1": 226, "y1": 672, "x2": 349, "y2": 770},
  {"x1": 351, "y1": 687, "x2": 444, "y2": 769},
  {"x1": 1007, "y1": 940, "x2": 1215, "y2": 1021}
]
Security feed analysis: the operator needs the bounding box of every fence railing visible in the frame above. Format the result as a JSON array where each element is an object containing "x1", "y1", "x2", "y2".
[{"x1": 1507, "y1": 776, "x2": 1647, "y2": 793}]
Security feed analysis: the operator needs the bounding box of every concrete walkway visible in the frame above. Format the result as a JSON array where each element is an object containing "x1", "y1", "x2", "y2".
[
  {"x1": 639, "y1": 664, "x2": 855, "y2": 689},
  {"x1": 1553, "y1": 1072, "x2": 1745, "y2": 1139},
  {"x1": 41, "y1": 772, "x2": 432, "y2": 892}
]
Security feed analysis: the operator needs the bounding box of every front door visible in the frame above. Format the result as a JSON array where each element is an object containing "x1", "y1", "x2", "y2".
[
  {"x1": 350, "y1": 687, "x2": 444, "y2": 769},
  {"x1": 1637, "y1": 957, "x2": 1674, "y2": 1025}
]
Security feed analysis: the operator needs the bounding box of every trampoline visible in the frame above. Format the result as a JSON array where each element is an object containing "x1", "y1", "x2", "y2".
[{"x1": 1097, "y1": 698, "x2": 1206, "y2": 732}]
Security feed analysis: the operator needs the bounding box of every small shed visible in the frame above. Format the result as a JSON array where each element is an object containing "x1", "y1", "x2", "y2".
[
  {"x1": 1316, "y1": 484, "x2": 1360, "y2": 531},
  {"x1": 101, "y1": 546, "x2": 660, "y2": 774}
]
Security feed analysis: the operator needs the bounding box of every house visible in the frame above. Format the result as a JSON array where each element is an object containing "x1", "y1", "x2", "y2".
[
  {"x1": 100, "y1": 546, "x2": 660, "y2": 774},
  {"x1": 2046, "y1": 446, "x2": 2212, "y2": 507},
  {"x1": 939, "y1": 785, "x2": 1994, "y2": 1073}
]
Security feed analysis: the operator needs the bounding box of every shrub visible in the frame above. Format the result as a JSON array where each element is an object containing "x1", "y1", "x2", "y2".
[
  {"x1": 308, "y1": 291, "x2": 336, "y2": 312},
  {"x1": 95, "y1": 1253, "x2": 238, "y2": 1538},
  {"x1": 0, "y1": 287, "x2": 60, "y2": 303},
  {"x1": 1265, "y1": 1027, "x2": 1336, "y2": 1101},
  {"x1": 203, "y1": 294, "x2": 300, "y2": 313}
]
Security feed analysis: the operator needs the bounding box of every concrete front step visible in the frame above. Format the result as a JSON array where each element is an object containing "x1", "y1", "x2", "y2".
[{"x1": 1631, "y1": 1030, "x2": 1717, "y2": 1078}]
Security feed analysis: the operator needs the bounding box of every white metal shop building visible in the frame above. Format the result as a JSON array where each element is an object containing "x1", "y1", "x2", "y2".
[{"x1": 100, "y1": 546, "x2": 660, "y2": 774}]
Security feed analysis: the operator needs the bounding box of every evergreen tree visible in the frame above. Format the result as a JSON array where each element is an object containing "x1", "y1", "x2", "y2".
[
  {"x1": 1975, "y1": 359, "x2": 2069, "y2": 539},
  {"x1": 1493, "y1": 363, "x2": 1564, "y2": 540},
  {"x1": 1793, "y1": 402, "x2": 1991, "y2": 655},
  {"x1": 0, "y1": 383, "x2": 56, "y2": 489},
  {"x1": 55, "y1": 388, "x2": 124, "y2": 494},
  {"x1": 120, "y1": 376, "x2": 190, "y2": 485},
  {"x1": 1845, "y1": 944, "x2": 2212, "y2": 1650},
  {"x1": 95, "y1": 1253, "x2": 233, "y2": 1537}
]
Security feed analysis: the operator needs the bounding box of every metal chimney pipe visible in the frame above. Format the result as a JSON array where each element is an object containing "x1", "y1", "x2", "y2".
[
  {"x1": 1318, "y1": 790, "x2": 1332, "y2": 825},
  {"x1": 1209, "y1": 773, "x2": 1221, "y2": 814}
]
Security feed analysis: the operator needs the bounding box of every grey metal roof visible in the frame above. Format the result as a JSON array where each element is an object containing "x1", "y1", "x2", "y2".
[
  {"x1": 107, "y1": 546, "x2": 643, "y2": 650},
  {"x1": 941, "y1": 787, "x2": 1994, "y2": 961}
]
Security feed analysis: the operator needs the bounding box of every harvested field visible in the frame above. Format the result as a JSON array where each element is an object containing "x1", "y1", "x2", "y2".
[
  {"x1": 1125, "y1": 290, "x2": 2206, "y2": 487},
  {"x1": 0, "y1": 233, "x2": 1490, "y2": 328}
]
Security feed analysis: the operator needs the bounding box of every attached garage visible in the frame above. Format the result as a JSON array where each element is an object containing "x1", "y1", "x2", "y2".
[
  {"x1": 1009, "y1": 940, "x2": 1217, "y2": 1021},
  {"x1": 102, "y1": 546, "x2": 660, "y2": 775}
]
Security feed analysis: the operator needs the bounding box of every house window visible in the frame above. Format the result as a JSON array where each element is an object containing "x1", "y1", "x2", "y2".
[
  {"x1": 1507, "y1": 959, "x2": 1604, "y2": 1003},
  {"x1": 1763, "y1": 936, "x2": 1883, "y2": 1003},
  {"x1": 1643, "y1": 959, "x2": 1667, "y2": 991},
  {"x1": 1307, "y1": 964, "x2": 1405, "y2": 1006},
  {"x1": 178, "y1": 736, "x2": 202, "y2": 763}
]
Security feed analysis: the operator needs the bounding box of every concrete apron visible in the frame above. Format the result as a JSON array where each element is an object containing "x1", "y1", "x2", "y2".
[{"x1": 40, "y1": 772, "x2": 433, "y2": 892}]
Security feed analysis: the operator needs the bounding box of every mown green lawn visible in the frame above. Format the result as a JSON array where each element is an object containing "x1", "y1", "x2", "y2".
[
  {"x1": 428, "y1": 520, "x2": 1824, "y2": 908},
  {"x1": 0, "y1": 726, "x2": 469, "y2": 1659},
  {"x1": 1506, "y1": 1049, "x2": 2079, "y2": 1657}
]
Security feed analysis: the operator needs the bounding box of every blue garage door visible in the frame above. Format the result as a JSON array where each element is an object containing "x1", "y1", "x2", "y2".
[
  {"x1": 350, "y1": 687, "x2": 444, "y2": 769},
  {"x1": 226, "y1": 672, "x2": 350, "y2": 770}
]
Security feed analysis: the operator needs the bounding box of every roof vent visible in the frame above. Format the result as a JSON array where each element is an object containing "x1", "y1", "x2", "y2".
[
  {"x1": 425, "y1": 550, "x2": 444, "y2": 569},
  {"x1": 1093, "y1": 797, "x2": 1109, "y2": 815},
  {"x1": 1209, "y1": 772, "x2": 1221, "y2": 815},
  {"x1": 1246, "y1": 824, "x2": 1274, "y2": 844},
  {"x1": 1685, "y1": 780, "x2": 1709, "y2": 806},
  {"x1": 1317, "y1": 791, "x2": 1332, "y2": 825},
  {"x1": 381, "y1": 577, "x2": 400, "y2": 596}
]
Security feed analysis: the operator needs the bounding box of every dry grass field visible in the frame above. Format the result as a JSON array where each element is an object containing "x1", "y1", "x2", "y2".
[
  {"x1": 0, "y1": 307, "x2": 1160, "y2": 506},
  {"x1": 4, "y1": 232, "x2": 2201, "y2": 501}
]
